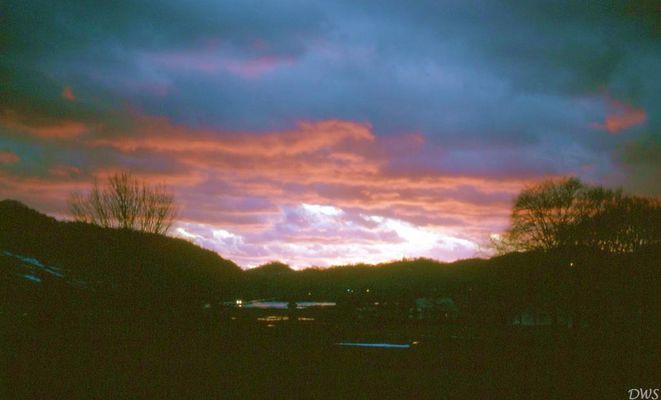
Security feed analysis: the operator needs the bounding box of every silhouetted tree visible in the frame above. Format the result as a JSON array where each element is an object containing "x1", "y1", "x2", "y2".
[
  {"x1": 498, "y1": 177, "x2": 584, "y2": 252},
  {"x1": 570, "y1": 193, "x2": 661, "y2": 253},
  {"x1": 497, "y1": 177, "x2": 660, "y2": 254},
  {"x1": 69, "y1": 172, "x2": 177, "y2": 235}
]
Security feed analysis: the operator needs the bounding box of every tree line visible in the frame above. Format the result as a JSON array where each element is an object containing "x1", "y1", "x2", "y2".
[{"x1": 494, "y1": 177, "x2": 660, "y2": 254}]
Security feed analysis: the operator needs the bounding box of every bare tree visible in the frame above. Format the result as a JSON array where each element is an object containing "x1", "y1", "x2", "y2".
[
  {"x1": 504, "y1": 177, "x2": 586, "y2": 251},
  {"x1": 69, "y1": 172, "x2": 177, "y2": 235}
]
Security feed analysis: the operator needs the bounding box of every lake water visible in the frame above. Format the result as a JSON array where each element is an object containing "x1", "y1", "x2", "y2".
[
  {"x1": 335, "y1": 342, "x2": 411, "y2": 349},
  {"x1": 239, "y1": 301, "x2": 336, "y2": 309}
]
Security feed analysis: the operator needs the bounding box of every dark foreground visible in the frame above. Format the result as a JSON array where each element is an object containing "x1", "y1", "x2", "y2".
[
  {"x1": 1, "y1": 201, "x2": 659, "y2": 398},
  {"x1": 2, "y1": 308, "x2": 658, "y2": 400}
]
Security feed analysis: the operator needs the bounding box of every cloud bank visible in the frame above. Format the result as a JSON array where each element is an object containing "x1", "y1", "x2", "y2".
[{"x1": 1, "y1": 0, "x2": 658, "y2": 267}]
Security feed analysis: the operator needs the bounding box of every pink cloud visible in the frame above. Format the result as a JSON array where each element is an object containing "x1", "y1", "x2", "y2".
[
  {"x1": 90, "y1": 115, "x2": 374, "y2": 157},
  {"x1": 82, "y1": 113, "x2": 524, "y2": 258},
  {"x1": 222, "y1": 56, "x2": 293, "y2": 79},
  {"x1": 0, "y1": 110, "x2": 88, "y2": 139},
  {"x1": 62, "y1": 86, "x2": 76, "y2": 101},
  {"x1": 145, "y1": 47, "x2": 293, "y2": 79},
  {"x1": 0, "y1": 150, "x2": 20, "y2": 164},
  {"x1": 2, "y1": 109, "x2": 548, "y2": 267},
  {"x1": 592, "y1": 96, "x2": 647, "y2": 134},
  {"x1": 0, "y1": 170, "x2": 87, "y2": 218}
]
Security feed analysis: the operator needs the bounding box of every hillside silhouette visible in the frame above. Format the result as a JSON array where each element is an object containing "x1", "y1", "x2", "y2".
[
  {"x1": 2, "y1": 199, "x2": 659, "y2": 314},
  {"x1": 1, "y1": 199, "x2": 659, "y2": 399},
  {"x1": 0, "y1": 199, "x2": 241, "y2": 307}
]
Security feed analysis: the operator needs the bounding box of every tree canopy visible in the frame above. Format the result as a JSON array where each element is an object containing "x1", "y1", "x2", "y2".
[{"x1": 495, "y1": 177, "x2": 660, "y2": 254}]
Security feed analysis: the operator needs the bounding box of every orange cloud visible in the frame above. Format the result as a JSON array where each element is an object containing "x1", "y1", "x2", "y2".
[
  {"x1": 91, "y1": 113, "x2": 530, "y2": 188},
  {"x1": 90, "y1": 115, "x2": 374, "y2": 156},
  {"x1": 25, "y1": 121, "x2": 89, "y2": 139},
  {"x1": 593, "y1": 97, "x2": 646, "y2": 134},
  {"x1": 92, "y1": 167, "x2": 206, "y2": 188},
  {"x1": 102, "y1": 117, "x2": 523, "y2": 244},
  {"x1": 0, "y1": 150, "x2": 20, "y2": 164},
  {"x1": 0, "y1": 170, "x2": 88, "y2": 218},
  {"x1": 0, "y1": 111, "x2": 88, "y2": 139},
  {"x1": 2, "y1": 109, "x2": 553, "y2": 266},
  {"x1": 62, "y1": 86, "x2": 75, "y2": 101}
]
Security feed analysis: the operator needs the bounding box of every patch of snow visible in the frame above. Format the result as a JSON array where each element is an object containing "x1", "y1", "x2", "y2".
[
  {"x1": 2, "y1": 251, "x2": 65, "y2": 277},
  {"x1": 23, "y1": 274, "x2": 42, "y2": 283}
]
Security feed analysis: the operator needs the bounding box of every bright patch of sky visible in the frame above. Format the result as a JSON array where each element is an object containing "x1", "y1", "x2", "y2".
[{"x1": 175, "y1": 203, "x2": 478, "y2": 269}]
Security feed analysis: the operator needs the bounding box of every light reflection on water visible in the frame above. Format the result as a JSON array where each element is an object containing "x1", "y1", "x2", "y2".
[
  {"x1": 256, "y1": 316, "x2": 316, "y2": 322},
  {"x1": 257, "y1": 316, "x2": 288, "y2": 322},
  {"x1": 335, "y1": 342, "x2": 411, "y2": 349},
  {"x1": 242, "y1": 301, "x2": 335, "y2": 309}
]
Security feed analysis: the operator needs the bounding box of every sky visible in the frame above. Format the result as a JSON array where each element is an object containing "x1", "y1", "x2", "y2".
[{"x1": 1, "y1": 1, "x2": 659, "y2": 268}]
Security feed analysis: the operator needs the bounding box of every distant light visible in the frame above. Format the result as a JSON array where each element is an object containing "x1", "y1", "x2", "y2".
[
  {"x1": 366, "y1": 289, "x2": 370, "y2": 293},
  {"x1": 569, "y1": 262, "x2": 574, "y2": 267},
  {"x1": 257, "y1": 316, "x2": 288, "y2": 322},
  {"x1": 236, "y1": 299, "x2": 243, "y2": 306},
  {"x1": 335, "y1": 342, "x2": 411, "y2": 349}
]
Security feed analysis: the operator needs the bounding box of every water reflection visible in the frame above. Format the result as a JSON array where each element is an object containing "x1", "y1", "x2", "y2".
[
  {"x1": 335, "y1": 342, "x2": 411, "y2": 349},
  {"x1": 257, "y1": 315, "x2": 288, "y2": 322},
  {"x1": 255, "y1": 315, "x2": 316, "y2": 322},
  {"x1": 237, "y1": 301, "x2": 336, "y2": 309}
]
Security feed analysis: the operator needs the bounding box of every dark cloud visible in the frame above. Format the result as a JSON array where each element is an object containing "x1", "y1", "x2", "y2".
[{"x1": 616, "y1": 131, "x2": 661, "y2": 195}]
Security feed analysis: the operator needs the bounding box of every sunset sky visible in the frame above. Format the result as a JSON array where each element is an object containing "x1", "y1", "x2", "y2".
[{"x1": 1, "y1": 1, "x2": 659, "y2": 268}]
